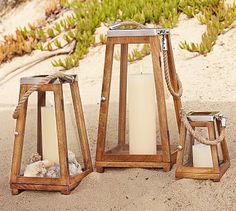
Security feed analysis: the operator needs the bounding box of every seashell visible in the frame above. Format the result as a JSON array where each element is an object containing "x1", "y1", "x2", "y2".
[
  {"x1": 23, "y1": 162, "x2": 45, "y2": 177},
  {"x1": 29, "y1": 152, "x2": 42, "y2": 163},
  {"x1": 69, "y1": 163, "x2": 82, "y2": 176},
  {"x1": 24, "y1": 150, "x2": 82, "y2": 178},
  {"x1": 68, "y1": 150, "x2": 83, "y2": 175},
  {"x1": 24, "y1": 160, "x2": 52, "y2": 177},
  {"x1": 68, "y1": 150, "x2": 77, "y2": 164},
  {"x1": 46, "y1": 165, "x2": 60, "y2": 178}
]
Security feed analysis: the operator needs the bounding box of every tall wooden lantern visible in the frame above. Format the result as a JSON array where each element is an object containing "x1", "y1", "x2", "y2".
[
  {"x1": 176, "y1": 111, "x2": 230, "y2": 181},
  {"x1": 96, "y1": 22, "x2": 183, "y2": 172},
  {"x1": 10, "y1": 73, "x2": 93, "y2": 195}
]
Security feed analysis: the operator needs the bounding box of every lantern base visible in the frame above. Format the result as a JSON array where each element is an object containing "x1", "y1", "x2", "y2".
[
  {"x1": 175, "y1": 160, "x2": 230, "y2": 181},
  {"x1": 96, "y1": 144, "x2": 178, "y2": 172},
  {"x1": 10, "y1": 169, "x2": 92, "y2": 195}
]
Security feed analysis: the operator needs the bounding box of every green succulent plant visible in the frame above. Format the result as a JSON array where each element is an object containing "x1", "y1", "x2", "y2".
[{"x1": 0, "y1": 0, "x2": 235, "y2": 69}]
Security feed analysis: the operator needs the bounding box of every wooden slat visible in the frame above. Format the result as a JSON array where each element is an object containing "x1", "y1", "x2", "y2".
[
  {"x1": 216, "y1": 120, "x2": 230, "y2": 163},
  {"x1": 103, "y1": 154, "x2": 163, "y2": 162},
  {"x1": 208, "y1": 122, "x2": 220, "y2": 173},
  {"x1": 118, "y1": 43, "x2": 128, "y2": 146},
  {"x1": 11, "y1": 183, "x2": 67, "y2": 192},
  {"x1": 219, "y1": 160, "x2": 230, "y2": 178},
  {"x1": 96, "y1": 40, "x2": 114, "y2": 172},
  {"x1": 70, "y1": 81, "x2": 93, "y2": 170},
  {"x1": 149, "y1": 36, "x2": 171, "y2": 164},
  {"x1": 96, "y1": 161, "x2": 166, "y2": 168},
  {"x1": 23, "y1": 84, "x2": 58, "y2": 92},
  {"x1": 15, "y1": 176, "x2": 63, "y2": 185},
  {"x1": 69, "y1": 169, "x2": 92, "y2": 184},
  {"x1": 175, "y1": 172, "x2": 220, "y2": 180},
  {"x1": 105, "y1": 144, "x2": 177, "y2": 155},
  {"x1": 166, "y1": 34, "x2": 182, "y2": 131},
  {"x1": 37, "y1": 91, "x2": 46, "y2": 157},
  {"x1": 54, "y1": 85, "x2": 70, "y2": 185},
  {"x1": 109, "y1": 36, "x2": 150, "y2": 44},
  {"x1": 177, "y1": 165, "x2": 215, "y2": 174},
  {"x1": 176, "y1": 123, "x2": 186, "y2": 169},
  {"x1": 170, "y1": 150, "x2": 178, "y2": 164},
  {"x1": 10, "y1": 85, "x2": 28, "y2": 184}
]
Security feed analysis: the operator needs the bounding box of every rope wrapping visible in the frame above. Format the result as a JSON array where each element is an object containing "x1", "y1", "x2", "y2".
[
  {"x1": 13, "y1": 72, "x2": 74, "y2": 119},
  {"x1": 180, "y1": 110, "x2": 225, "y2": 145},
  {"x1": 162, "y1": 50, "x2": 183, "y2": 98}
]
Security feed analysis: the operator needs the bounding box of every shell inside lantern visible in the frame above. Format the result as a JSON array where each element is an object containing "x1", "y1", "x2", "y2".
[{"x1": 23, "y1": 150, "x2": 82, "y2": 177}]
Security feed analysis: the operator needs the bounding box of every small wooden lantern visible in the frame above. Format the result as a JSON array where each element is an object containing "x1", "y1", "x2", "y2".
[
  {"x1": 175, "y1": 111, "x2": 230, "y2": 181},
  {"x1": 10, "y1": 73, "x2": 93, "y2": 195},
  {"x1": 96, "y1": 22, "x2": 182, "y2": 172}
]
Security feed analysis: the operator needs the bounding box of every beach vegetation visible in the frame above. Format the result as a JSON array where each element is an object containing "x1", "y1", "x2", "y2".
[{"x1": 0, "y1": 0, "x2": 235, "y2": 69}]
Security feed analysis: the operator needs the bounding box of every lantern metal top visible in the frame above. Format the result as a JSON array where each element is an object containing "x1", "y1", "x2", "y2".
[
  {"x1": 107, "y1": 22, "x2": 169, "y2": 37},
  {"x1": 107, "y1": 28, "x2": 169, "y2": 37},
  {"x1": 187, "y1": 111, "x2": 226, "y2": 126},
  {"x1": 20, "y1": 74, "x2": 77, "y2": 85}
]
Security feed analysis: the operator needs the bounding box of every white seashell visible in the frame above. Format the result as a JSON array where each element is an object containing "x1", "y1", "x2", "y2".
[
  {"x1": 68, "y1": 150, "x2": 83, "y2": 175},
  {"x1": 69, "y1": 163, "x2": 82, "y2": 176},
  {"x1": 24, "y1": 151, "x2": 82, "y2": 178},
  {"x1": 68, "y1": 150, "x2": 77, "y2": 164},
  {"x1": 29, "y1": 152, "x2": 42, "y2": 163},
  {"x1": 24, "y1": 160, "x2": 51, "y2": 177},
  {"x1": 46, "y1": 165, "x2": 60, "y2": 178}
]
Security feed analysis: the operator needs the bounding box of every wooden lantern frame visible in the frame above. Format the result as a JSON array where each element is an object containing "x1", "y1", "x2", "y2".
[
  {"x1": 175, "y1": 113, "x2": 230, "y2": 181},
  {"x1": 96, "y1": 27, "x2": 182, "y2": 172},
  {"x1": 10, "y1": 75, "x2": 93, "y2": 195}
]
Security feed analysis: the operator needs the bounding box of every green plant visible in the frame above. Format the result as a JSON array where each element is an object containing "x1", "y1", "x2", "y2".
[
  {"x1": 115, "y1": 44, "x2": 151, "y2": 63},
  {"x1": 1, "y1": 0, "x2": 235, "y2": 69},
  {"x1": 99, "y1": 34, "x2": 106, "y2": 44},
  {"x1": 180, "y1": 1, "x2": 236, "y2": 55}
]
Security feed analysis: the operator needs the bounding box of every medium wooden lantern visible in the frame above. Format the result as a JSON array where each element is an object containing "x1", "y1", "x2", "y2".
[
  {"x1": 96, "y1": 22, "x2": 182, "y2": 172},
  {"x1": 175, "y1": 111, "x2": 230, "y2": 181},
  {"x1": 10, "y1": 73, "x2": 93, "y2": 195}
]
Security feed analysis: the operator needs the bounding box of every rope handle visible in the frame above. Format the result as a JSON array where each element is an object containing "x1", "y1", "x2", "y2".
[
  {"x1": 180, "y1": 110, "x2": 225, "y2": 145},
  {"x1": 13, "y1": 72, "x2": 74, "y2": 119},
  {"x1": 109, "y1": 21, "x2": 147, "y2": 30},
  {"x1": 163, "y1": 50, "x2": 183, "y2": 98}
]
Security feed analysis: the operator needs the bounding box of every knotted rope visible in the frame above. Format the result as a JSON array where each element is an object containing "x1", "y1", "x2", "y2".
[
  {"x1": 13, "y1": 72, "x2": 74, "y2": 119},
  {"x1": 163, "y1": 50, "x2": 183, "y2": 98},
  {"x1": 180, "y1": 110, "x2": 225, "y2": 145}
]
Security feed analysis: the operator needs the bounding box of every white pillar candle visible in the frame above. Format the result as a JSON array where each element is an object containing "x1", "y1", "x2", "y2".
[
  {"x1": 192, "y1": 143, "x2": 213, "y2": 167},
  {"x1": 128, "y1": 73, "x2": 157, "y2": 154},
  {"x1": 41, "y1": 106, "x2": 59, "y2": 164}
]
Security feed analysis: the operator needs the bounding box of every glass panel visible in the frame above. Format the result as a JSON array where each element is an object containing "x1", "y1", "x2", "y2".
[
  {"x1": 187, "y1": 127, "x2": 213, "y2": 168},
  {"x1": 21, "y1": 91, "x2": 62, "y2": 178},
  {"x1": 63, "y1": 83, "x2": 84, "y2": 176},
  {"x1": 105, "y1": 51, "x2": 120, "y2": 153},
  {"x1": 20, "y1": 91, "x2": 37, "y2": 177}
]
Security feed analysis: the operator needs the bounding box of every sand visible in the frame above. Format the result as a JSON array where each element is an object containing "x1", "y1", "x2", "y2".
[{"x1": 0, "y1": 1, "x2": 236, "y2": 210}]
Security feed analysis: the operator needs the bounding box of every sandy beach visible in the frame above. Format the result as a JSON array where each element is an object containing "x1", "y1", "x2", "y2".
[{"x1": 0, "y1": 1, "x2": 236, "y2": 210}]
